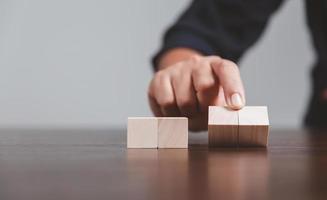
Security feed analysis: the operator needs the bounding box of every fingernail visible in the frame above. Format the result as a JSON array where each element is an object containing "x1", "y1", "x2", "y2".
[{"x1": 230, "y1": 93, "x2": 244, "y2": 109}]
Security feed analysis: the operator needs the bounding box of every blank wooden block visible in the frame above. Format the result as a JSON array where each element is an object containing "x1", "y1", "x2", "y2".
[
  {"x1": 158, "y1": 117, "x2": 188, "y2": 148},
  {"x1": 208, "y1": 106, "x2": 238, "y2": 147},
  {"x1": 127, "y1": 117, "x2": 158, "y2": 148},
  {"x1": 238, "y1": 106, "x2": 269, "y2": 147}
]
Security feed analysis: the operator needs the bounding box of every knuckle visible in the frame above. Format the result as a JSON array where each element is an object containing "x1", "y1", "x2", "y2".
[
  {"x1": 191, "y1": 66, "x2": 202, "y2": 77},
  {"x1": 154, "y1": 71, "x2": 170, "y2": 85},
  {"x1": 164, "y1": 65, "x2": 184, "y2": 78},
  {"x1": 188, "y1": 54, "x2": 201, "y2": 63},
  {"x1": 205, "y1": 55, "x2": 222, "y2": 65},
  {"x1": 215, "y1": 60, "x2": 228, "y2": 74},
  {"x1": 212, "y1": 55, "x2": 222, "y2": 60},
  {"x1": 192, "y1": 70, "x2": 215, "y2": 91},
  {"x1": 169, "y1": 68, "x2": 181, "y2": 78},
  {"x1": 222, "y1": 59, "x2": 238, "y2": 70}
]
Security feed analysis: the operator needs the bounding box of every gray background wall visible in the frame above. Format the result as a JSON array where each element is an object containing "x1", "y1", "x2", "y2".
[{"x1": 0, "y1": 0, "x2": 313, "y2": 128}]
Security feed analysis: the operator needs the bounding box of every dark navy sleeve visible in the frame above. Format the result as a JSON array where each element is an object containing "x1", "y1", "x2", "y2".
[{"x1": 153, "y1": 0, "x2": 284, "y2": 69}]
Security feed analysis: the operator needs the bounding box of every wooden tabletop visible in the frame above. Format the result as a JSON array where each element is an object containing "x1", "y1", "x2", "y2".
[{"x1": 0, "y1": 128, "x2": 326, "y2": 200}]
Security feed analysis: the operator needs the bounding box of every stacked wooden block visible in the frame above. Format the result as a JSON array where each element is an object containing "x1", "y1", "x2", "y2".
[
  {"x1": 127, "y1": 117, "x2": 188, "y2": 148},
  {"x1": 208, "y1": 106, "x2": 269, "y2": 147}
]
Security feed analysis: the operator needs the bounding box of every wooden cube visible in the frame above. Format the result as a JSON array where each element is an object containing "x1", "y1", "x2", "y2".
[
  {"x1": 127, "y1": 117, "x2": 188, "y2": 149},
  {"x1": 158, "y1": 117, "x2": 188, "y2": 148},
  {"x1": 238, "y1": 106, "x2": 269, "y2": 147},
  {"x1": 127, "y1": 117, "x2": 158, "y2": 148},
  {"x1": 208, "y1": 106, "x2": 239, "y2": 147}
]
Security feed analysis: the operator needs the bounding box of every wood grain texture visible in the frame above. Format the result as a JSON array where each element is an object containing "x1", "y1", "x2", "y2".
[
  {"x1": 158, "y1": 117, "x2": 188, "y2": 148},
  {"x1": 208, "y1": 106, "x2": 238, "y2": 147},
  {"x1": 127, "y1": 117, "x2": 158, "y2": 148},
  {"x1": 238, "y1": 106, "x2": 269, "y2": 147},
  {"x1": 0, "y1": 129, "x2": 326, "y2": 199}
]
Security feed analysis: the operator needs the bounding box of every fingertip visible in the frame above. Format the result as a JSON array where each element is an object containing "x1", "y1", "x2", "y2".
[{"x1": 228, "y1": 93, "x2": 245, "y2": 110}]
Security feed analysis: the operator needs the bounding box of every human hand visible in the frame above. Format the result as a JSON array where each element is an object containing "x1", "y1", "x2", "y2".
[{"x1": 148, "y1": 52, "x2": 245, "y2": 131}]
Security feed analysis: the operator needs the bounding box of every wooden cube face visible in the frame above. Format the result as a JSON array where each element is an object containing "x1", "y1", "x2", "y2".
[
  {"x1": 238, "y1": 107, "x2": 269, "y2": 147},
  {"x1": 208, "y1": 106, "x2": 238, "y2": 147},
  {"x1": 208, "y1": 106, "x2": 270, "y2": 147},
  {"x1": 158, "y1": 117, "x2": 188, "y2": 148},
  {"x1": 127, "y1": 117, "x2": 158, "y2": 148},
  {"x1": 127, "y1": 117, "x2": 188, "y2": 149}
]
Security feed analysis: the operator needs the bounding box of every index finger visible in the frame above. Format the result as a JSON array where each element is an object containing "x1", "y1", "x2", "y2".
[{"x1": 206, "y1": 56, "x2": 246, "y2": 110}]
